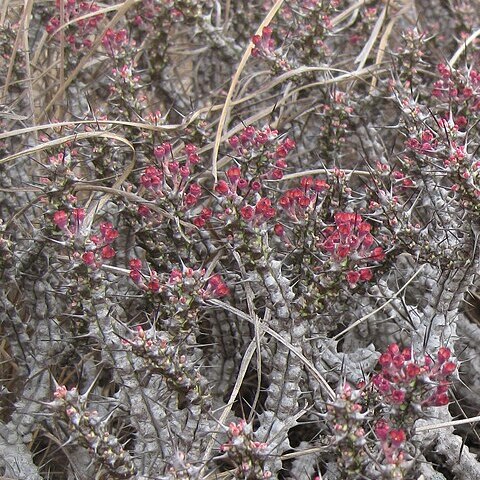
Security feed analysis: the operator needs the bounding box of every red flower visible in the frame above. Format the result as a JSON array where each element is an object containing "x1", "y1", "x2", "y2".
[
  {"x1": 130, "y1": 270, "x2": 141, "y2": 283},
  {"x1": 359, "y1": 268, "x2": 373, "y2": 281},
  {"x1": 101, "y1": 245, "x2": 116, "y2": 259},
  {"x1": 274, "y1": 224, "x2": 285, "y2": 236},
  {"x1": 240, "y1": 206, "x2": 255, "y2": 221},
  {"x1": 405, "y1": 363, "x2": 420, "y2": 378},
  {"x1": 53, "y1": 210, "x2": 69, "y2": 230},
  {"x1": 194, "y1": 217, "x2": 206, "y2": 227},
  {"x1": 437, "y1": 347, "x2": 451, "y2": 364},
  {"x1": 82, "y1": 251, "x2": 96, "y2": 266},
  {"x1": 442, "y1": 361, "x2": 456, "y2": 375},
  {"x1": 129, "y1": 259, "x2": 142, "y2": 270},
  {"x1": 137, "y1": 205, "x2": 151, "y2": 217},
  {"x1": 72, "y1": 208, "x2": 86, "y2": 223},
  {"x1": 390, "y1": 389, "x2": 406, "y2": 404},
  {"x1": 188, "y1": 183, "x2": 202, "y2": 197},
  {"x1": 389, "y1": 429, "x2": 406, "y2": 447},
  {"x1": 206, "y1": 274, "x2": 230, "y2": 298},
  {"x1": 378, "y1": 353, "x2": 392, "y2": 368},
  {"x1": 226, "y1": 167, "x2": 241, "y2": 183},
  {"x1": 375, "y1": 420, "x2": 390, "y2": 441},
  {"x1": 346, "y1": 270, "x2": 360, "y2": 286},
  {"x1": 184, "y1": 193, "x2": 199, "y2": 207},
  {"x1": 215, "y1": 180, "x2": 230, "y2": 195}
]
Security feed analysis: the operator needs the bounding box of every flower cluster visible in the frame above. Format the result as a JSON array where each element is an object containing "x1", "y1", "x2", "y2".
[
  {"x1": 137, "y1": 143, "x2": 203, "y2": 216},
  {"x1": 122, "y1": 326, "x2": 211, "y2": 409},
  {"x1": 46, "y1": 0, "x2": 104, "y2": 51},
  {"x1": 227, "y1": 125, "x2": 295, "y2": 179},
  {"x1": 325, "y1": 383, "x2": 369, "y2": 476},
  {"x1": 326, "y1": 380, "x2": 412, "y2": 478},
  {"x1": 326, "y1": 343, "x2": 457, "y2": 479},
  {"x1": 320, "y1": 212, "x2": 385, "y2": 287},
  {"x1": 129, "y1": 261, "x2": 229, "y2": 299},
  {"x1": 52, "y1": 208, "x2": 119, "y2": 267},
  {"x1": 374, "y1": 419, "x2": 409, "y2": 478},
  {"x1": 372, "y1": 343, "x2": 456, "y2": 410},
  {"x1": 278, "y1": 176, "x2": 330, "y2": 221},
  {"x1": 208, "y1": 127, "x2": 297, "y2": 233},
  {"x1": 51, "y1": 386, "x2": 136, "y2": 479},
  {"x1": 432, "y1": 64, "x2": 480, "y2": 109},
  {"x1": 218, "y1": 420, "x2": 271, "y2": 479},
  {"x1": 400, "y1": 65, "x2": 480, "y2": 208},
  {"x1": 8, "y1": 1, "x2": 475, "y2": 478},
  {"x1": 81, "y1": 221, "x2": 119, "y2": 267},
  {"x1": 101, "y1": 28, "x2": 132, "y2": 57},
  {"x1": 252, "y1": 27, "x2": 276, "y2": 59},
  {"x1": 371, "y1": 344, "x2": 456, "y2": 475},
  {"x1": 53, "y1": 208, "x2": 86, "y2": 236},
  {"x1": 192, "y1": 207, "x2": 213, "y2": 228},
  {"x1": 46, "y1": 0, "x2": 134, "y2": 58}
]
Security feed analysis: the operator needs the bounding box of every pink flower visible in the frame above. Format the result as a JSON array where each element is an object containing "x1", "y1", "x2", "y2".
[
  {"x1": 215, "y1": 180, "x2": 230, "y2": 195},
  {"x1": 255, "y1": 198, "x2": 272, "y2": 214},
  {"x1": 390, "y1": 389, "x2": 406, "y2": 404},
  {"x1": 442, "y1": 361, "x2": 456, "y2": 375},
  {"x1": 53, "y1": 210, "x2": 69, "y2": 230},
  {"x1": 82, "y1": 251, "x2": 96, "y2": 266},
  {"x1": 226, "y1": 166, "x2": 241, "y2": 183},
  {"x1": 346, "y1": 270, "x2": 360, "y2": 286},
  {"x1": 138, "y1": 205, "x2": 151, "y2": 217},
  {"x1": 101, "y1": 245, "x2": 116, "y2": 259},
  {"x1": 241, "y1": 206, "x2": 255, "y2": 221},
  {"x1": 274, "y1": 224, "x2": 285, "y2": 236},
  {"x1": 378, "y1": 353, "x2": 392, "y2": 368},
  {"x1": 405, "y1": 363, "x2": 420, "y2": 378},
  {"x1": 389, "y1": 429, "x2": 406, "y2": 447},
  {"x1": 375, "y1": 420, "x2": 390, "y2": 441},
  {"x1": 437, "y1": 347, "x2": 451, "y2": 364},
  {"x1": 72, "y1": 208, "x2": 86, "y2": 223},
  {"x1": 129, "y1": 259, "x2": 142, "y2": 271},
  {"x1": 206, "y1": 274, "x2": 230, "y2": 298},
  {"x1": 147, "y1": 277, "x2": 160, "y2": 292},
  {"x1": 359, "y1": 268, "x2": 373, "y2": 281},
  {"x1": 130, "y1": 270, "x2": 141, "y2": 283}
]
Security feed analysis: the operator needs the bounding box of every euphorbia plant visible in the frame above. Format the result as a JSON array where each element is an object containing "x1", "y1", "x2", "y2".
[{"x1": 3, "y1": 1, "x2": 480, "y2": 480}]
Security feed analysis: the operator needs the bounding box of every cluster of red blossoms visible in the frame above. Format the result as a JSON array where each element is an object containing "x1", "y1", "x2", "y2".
[
  {"x1": 228, "y1": 125, "x2": 295, "y2": 179},
  {"x1": 214, "y1": 166, "x2": 263, "y2": 198},
  {"x1": 432, "y1": 64, "x2": 480, "y2": 109},
  {"x1": 129, "y1": 261, "x2": 229, "y2": 299},
  {"x1": 46, "y1": 0, "x2": 104, "y2": 51},
  {"x1": 278, "y1": 176, "x2": 330, "y2": 220},
  {"x1": 210, "y1": 127, "x2": 297, "y2": 230},
  {"x1": 138, "y1": 143, "x2": 202, "y2": 216},
  {"x1": 371, "y1": 343, "x2": 456, "y2": 470},
  {"x1": 374, "y1": 419, "x2": 408, "y2": 474},
  {"x1": 214, "y1": 172, "x2": 277, "y2": 229},
  {"x1": 101, "y1": 28, "x2": 131, "y2": 56},
  {"x1": 372, "y1": 343, "x2": 456, "y2": 409},
  {"x1": 251, "y1": 26, "x2": 276, "y2": 58},
  {"x1": 53, "y1": 209, "x2": 119, "y2": 267},
  {"x1": 46, "y1": 0, "x2": 133, "y2": 55},
  {"x1": 327, "y1": 344, "x2": 457, "y2": 476},
  {"x1": 53, "y1": 208, "x2": 86, "y2": 235},
  {"x1": 82, "y1": 222, "x2": 119, "y2": 267},
  {"x1": 320, "y1": 212, "x2": 385, "y2": 287}
]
